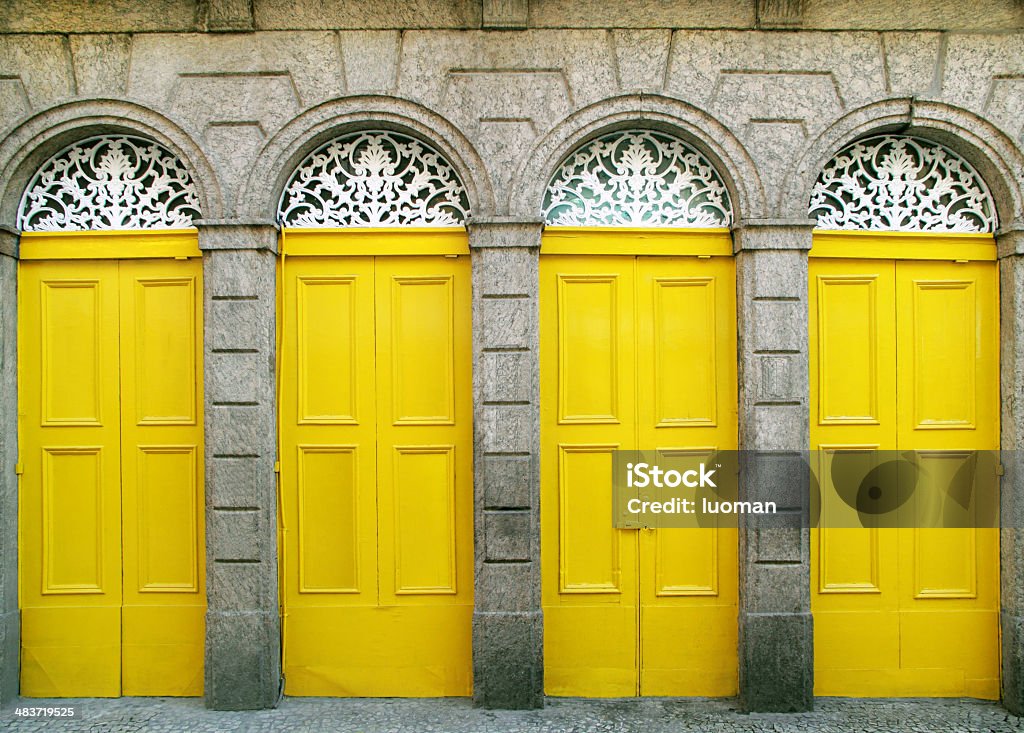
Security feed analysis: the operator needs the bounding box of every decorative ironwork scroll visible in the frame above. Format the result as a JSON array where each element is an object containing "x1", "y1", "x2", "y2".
[
  {"x1": 278, "y1": 130, "x2": 470, "y2": 227},
  {"x1": 809, "y1": 135, "x2": 997, "y2": 233},
  {"x1": 19, "y1": 135, "x2": 201, "y2": 231},
  {"x1": 542, "y1": 129, "x2": 733, "y2": 227}
]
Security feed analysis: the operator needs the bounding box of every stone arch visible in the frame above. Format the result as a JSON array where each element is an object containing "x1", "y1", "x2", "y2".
[
  {"x1": 237, "y1": 95, "x2": 494, "y2": 223},
  {"x1": 0, "y1": 99, "x2": 223, "y2": 228},
  {"x1": 782, "y1": 98, "x2": 1024, "y2": 230},
  {"x1": 512, "y1": 94, "x2": 766, "y2": 222}
]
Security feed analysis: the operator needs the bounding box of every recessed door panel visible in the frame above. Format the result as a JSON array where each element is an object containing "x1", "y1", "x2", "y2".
[
  {"x1": 131, "y1": 277, "x2": 196, "y2": 424},
  {"x1": 40, "y1": 279, "x2": 105, "y2": 426},
  {"x1": 20, "y1": 255, "x2": 204, "y2": 698},
  {"x1": 297, "y1": 445, "x2": 363, "y2": 594},
  {"x1": 542, "y1": 253, "x2": 737, "y2": 698},
  {"x1": 810, "y1": 254, "x2": 999, "y2": 699},
  {"x1": 282, "y1": 253, "x2": 472, "y2": 697},
  {"x1": 297, "y1": 276, "x2": 361, "y2": 424}
]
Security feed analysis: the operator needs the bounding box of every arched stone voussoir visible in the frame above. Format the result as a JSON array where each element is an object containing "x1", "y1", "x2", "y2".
[
  {"x1": 0, "y1": 98, "x2": 223, "y2": 227},
  {"x1": 511, "y1": 94, "x2": 767, "y2": 223},
  {"x1": 236, "y1": 95, "x2": 495, "y2": 223},
  {"x1": 782, "y1": 98, "x2": 1024, "y2": 229}
]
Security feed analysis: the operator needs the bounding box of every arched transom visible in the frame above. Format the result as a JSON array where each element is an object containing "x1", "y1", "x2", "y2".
[
  {"x1": 542, "y1": 129, "x2": 733, "y2": 228},
  {"x1": 18, "y1": 135, "x2": 201, "y2": 232},
  {"x1": 809, "y1": 134, "x2": 997, "y2": 233},
  {"x1": 278, "y1": 130, "x2": 470, "y2": 227}
]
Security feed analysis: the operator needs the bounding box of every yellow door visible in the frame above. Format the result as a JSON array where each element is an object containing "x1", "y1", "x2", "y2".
[
  {"x1": 280, "y1": 253, "x2": 473, "y2": 696},
  {"x1": 810, "y1": 256, "x2": 999, "y2": 698},
  {"x1": 540, "y1": 254, "x2": 737, "y2": 697},
  {"x1": 19, "y1": 257, "x2": 205, "y2": 697}
]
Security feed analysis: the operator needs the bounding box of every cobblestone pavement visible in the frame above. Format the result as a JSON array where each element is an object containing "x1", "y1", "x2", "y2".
[{"x1": 0, "y1": 697, "x2": 1021, "y2": 732}]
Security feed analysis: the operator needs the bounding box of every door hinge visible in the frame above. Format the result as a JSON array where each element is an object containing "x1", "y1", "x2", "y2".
[
  {"x1": 14, "y1": 463, "x2": 23, "y2": 475},
  {"x1": 996, "y1": 463, "x2": 1005, "y2": 476},
  {"x1": 273, "y1": 461, "x2": 281, "y2": 474}
]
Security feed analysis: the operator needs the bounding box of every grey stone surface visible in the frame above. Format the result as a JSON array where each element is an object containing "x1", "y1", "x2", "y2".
[
  {"x1": 0, "y1": 227, "x2": 16, "y2": 260},
  {"x1": 482, "y1": 0, "x2": 528, "y2": 29},
  {"x1": 206, "y1": 0, "x2": 255, "y2": 32},
  {"x1": 802, "y1": 0, "x2": 1023, "y2": 30},
  {"x1": 195, "y1": 221, "x2": 278, "y2": 251},
  {"x1": 739, "y1": 612, "x2": 814, "y2": 713},
  {"x1": 999, "y1": 239, "x2": 1024, "y2": 714},
  {"x1": 0, "y1": 612, "x2": 17, "y2": 706},
  {"x1": 472, "y1": 611, "x2": 543, "y2": 709},
  {"x1": 735, "y1": 222, "x2": 813, "y2": 712},
  {"x1": 480, "y1": 454, "x2": 534, "y2": 509},
  {"x1": 0, "y1": 0, "x2": 197, "y2": 33},
  {"x1": 882, "y1": 32, "x2": 942, "y2": 97},
  {"x1": 338, "y1": 32, "x2": 401, "y2": 93},
  {"x1": 68, "y1": 35, "x2": 132, "y2": 98},
  {"x1": 200, "y1": 229, "x2": 280, "y2": 711},
  {"x1": 204, "y1": 611, "x2": 280, "y2": 711},
  {"x1": 483, "y1": 512, "x2": 531, "y2": 561},
  {"x1": 471, "y1": 220, "x2": 542, "y2": 709},
  {"x1": 0, "y1": 252, "x2": 15, "y2": 706},
  {"x1": 529, "y1": 0, "x2": 754, "y2": 28},
  {"x1": 253, "y1": 0, "x2": 481, "y2": 30},
  {"x1": 756, "y1": 0, "x2": 804, "y2": 29},
  {"x1": 1, "y1": 696, "x2": 1020, "y2": 732},
  {"x1": 1005, "y1": 614, "x2": 1024, "y2": 717},
  {"x1": 612, "y1": 30, "x2": 672, "y2": 92}
]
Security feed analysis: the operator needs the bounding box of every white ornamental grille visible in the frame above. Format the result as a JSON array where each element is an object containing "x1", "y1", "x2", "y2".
[
  {"x1": 278, "y1": 130, "x2": 470, "y2": 227},
  {"x1": 809, "y1": 135, "x2": 997, "y2": 233},
  {"x1": 18, "y1": 135, "x2": 201, "y2": 231},
  {"x1": 542, "y1": 129, "x2": 733, "y2": 227}
]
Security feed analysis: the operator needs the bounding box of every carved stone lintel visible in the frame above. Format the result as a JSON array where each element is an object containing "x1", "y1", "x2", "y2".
[
  {"x1": 206, "y1": 0, "x2": 255, "y2": 32},
  {"x1": 482, "y1": 0, "x2": 529, "y2": 30},
  {"x1": 756, "y1": 0, "x2": 804, "y2": 29}
]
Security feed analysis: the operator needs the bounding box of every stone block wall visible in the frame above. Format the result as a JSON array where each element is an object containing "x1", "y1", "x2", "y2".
[{"x1": 0, "y1": 0, "x2": 1021, "y2": 713}]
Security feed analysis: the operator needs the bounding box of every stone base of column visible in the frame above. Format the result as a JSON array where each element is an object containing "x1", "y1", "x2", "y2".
[
  {"x1": 739, "y1": 611, "x2": 813, "y2": 712},
  {"x1": 1002, "y1": 612, "x2": 1024, "y2": 714},
  {"x1": 472, "y1": 610, "x2": 543, "y2": 710},
  {"x1": 204, "y1": 610, "x2": 280, "y2": 710},
  {"x1": 0, "y1": 609, "x2": 18, "y2": 704}
]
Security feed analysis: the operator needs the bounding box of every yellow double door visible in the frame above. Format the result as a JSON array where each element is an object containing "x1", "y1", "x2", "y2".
[
  {"x1": 810, "y1": 256, "x2": 999, "y2": 698},
  {"x1": 19, "y1": 257, "x2": 205, "y2": 697},
  {"x1": 280, "y1": 253, "x2": 473, "y2": 696},
  {"x1": 541, "y1": 254, "x2": 738, "y2": 697}
]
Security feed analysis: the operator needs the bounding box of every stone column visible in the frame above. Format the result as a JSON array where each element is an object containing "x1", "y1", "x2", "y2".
[
  {"x1": 468, "y1": 218, "x2": 544, "y2": 709},
  {"x1": 997, "y1": 223, "x2": 1024, "y2": 715},
  {"x1": 197, "y1": 220, "x2": 281, "y2": 710},
  {"x1": 733, "y1": 219, "x2": 814, "y2": 712},
  {"x1": 0, "y1": 225, "x2": 17, "y2": 704}
]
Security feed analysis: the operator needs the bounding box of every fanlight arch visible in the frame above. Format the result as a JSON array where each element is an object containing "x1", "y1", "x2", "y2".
[
  {"x1": 809, "y1": 134, "x2": 997, "y2": 233},
  {"x1": 18, "y1": 134, "x2": 201, "y2": 232},
  {"x1": 542, "y1": 129, "x2": 733, "y2": 227},
  {"x1": 277, "y1": 130, "x2": 471, "y2": 227}
]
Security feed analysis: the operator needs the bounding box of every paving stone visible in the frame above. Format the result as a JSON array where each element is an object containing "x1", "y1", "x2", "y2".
[{"x1": 0, "y1": 697, "x2": 1020, "y2": 733}]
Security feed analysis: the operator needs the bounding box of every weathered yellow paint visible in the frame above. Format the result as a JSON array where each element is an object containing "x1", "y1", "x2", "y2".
[
  {"x1": 19, "y1": 251, "x2": 205, "y2": 698},
  {"x1": 19, "y1": 230, "x2": 202, "y2": 260},
  {"x1": 809, "y1": 230, "x2": 996, "y2": 261},
  {"x1": 541, "y1": 227, "x2": 733, "y2": 256},
  {"x1": 540, "y1": 246, "x2": 737, "y2": 697},
  {"x1": 280, "y1": 250, "x2": 473, "y2": 697},
  {"x1": 281, "y1": 227, "x2": 469, "y2": 256},
  {"x1": 809, "y1": 253, "x2": 999, "y2": 699}
]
